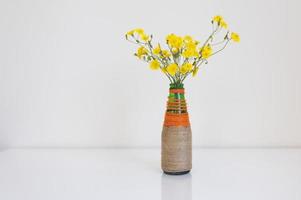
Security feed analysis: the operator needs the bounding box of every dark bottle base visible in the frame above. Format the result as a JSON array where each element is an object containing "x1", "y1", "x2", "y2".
[{"x1": 163, "y1": 170, "x2": 190, "y2": 175}]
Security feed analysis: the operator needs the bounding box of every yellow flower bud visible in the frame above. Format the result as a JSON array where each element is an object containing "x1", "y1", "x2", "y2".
[
  {"x1": 213, "y1": 15, "x2": 223, "y2": 23},
  {"x1": 141, "y1": 34, "x2": 150, "y2": 42},
  {"x1": 171, "y1": 48, "x2": 179, "y2": 54},
  {"x1": 220, "y1": 20, "x2": 228, "y2": 29},
  {"x1": 231, "y1": 32, "x2": 240, "y2": 42},
  {"x1": 126, "y1": 30, "x2": 135, "y2": 36},
  {"x1": 134, "y1": 28, "x2": 144, "y2": 35},
  {"x1": 192, "y1": 67, "x2": 199, "y2": 77},
  {"x1": 153, "y1": 45, "x2": 161, "y2": 55}
]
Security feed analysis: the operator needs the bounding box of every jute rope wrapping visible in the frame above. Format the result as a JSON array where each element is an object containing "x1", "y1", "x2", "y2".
[{"x1": 161, "y1": 88, "x2": 192, "y2": 173}]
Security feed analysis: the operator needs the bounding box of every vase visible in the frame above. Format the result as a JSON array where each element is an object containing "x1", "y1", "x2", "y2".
[{"x1": 161, "y1": 83, "x2": 192, "y2": 175}]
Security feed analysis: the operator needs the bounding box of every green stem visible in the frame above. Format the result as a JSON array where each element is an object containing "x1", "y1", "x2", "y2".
[{"x1": 211, "y1": 39, "x2": 230, "y2": 56}]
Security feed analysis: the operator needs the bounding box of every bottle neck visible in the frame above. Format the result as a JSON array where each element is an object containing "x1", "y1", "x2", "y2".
[
  {"x1": 167, "y1": 85, "x2": 187, "y2": 114},
  {"x1": 169, "y1": 83, "x2": 185, "y2": 99},
  {"x1": 169, "y1": 83, "x2": 184, "y2": 89}
]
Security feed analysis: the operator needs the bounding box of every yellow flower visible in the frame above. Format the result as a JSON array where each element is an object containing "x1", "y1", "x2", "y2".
[
  {"x1": 231, "y1": 32, "x2": 240, "y2": 42},
  {"x1": 134, "y1": 28, "x2": 144, "y2": 35},
  {"x1": 161, "y1": 50, "x2": 171, "y2": 58},
  {"x1": 220, "y1": 20, "x2": 228, "y2": 29},
  {"x1": 182, "y1": 40, "x2": 199, "y2": 58},
  {"x1": 166, "y1": 63, "x2": 178, "y2": 76},
  {"x1": 185, "y1": 41, "x2": 198, "y2": 50},
  {"x1": 141, "y1": 34, "x2": 150, "y2": 42},
  {"x1": 166, "y1": 34, "x2": 175, "y2": 42},
  {"x1": 180, "y1": 63, "x2": 193, "y2": 74},
  {"x1": 182, "y1": 49, "x2": 198, "y2": 58},
  {"x1": 182, "y1": 42, "x2": 198, "y2": 58},
  {"x1": 201, "y1": 45, "x2": 212, "y2": 59},
  {"x1": 213, "y1": 15, "x2": 223, "y2": 23},
  {"x1": 149, "y1": 60, "x2": 160, "y2": 70},
  {"x1": 136, "y1": 46, "x2": 148, "y2": 58},
  {"x1": 183, "y1": 35, "x2": 193, "y2": 43},
  {"x1": 153, "y1": 45, "x2": 161, "y2": 55},
  {"x1": 192, "y1": 67, "x2": 199, "y2": 77},
  {"x1": 184, "y1": 36, "x2": 200, "y2": 46},
  {"x1": 166, "y1": 34, "x2": 183, "y2": 49}
]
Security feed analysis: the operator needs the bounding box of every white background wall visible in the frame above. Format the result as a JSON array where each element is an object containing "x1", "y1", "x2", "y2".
[{"x1": 0, "y1": 0, "x2": 300, "y2": 148}]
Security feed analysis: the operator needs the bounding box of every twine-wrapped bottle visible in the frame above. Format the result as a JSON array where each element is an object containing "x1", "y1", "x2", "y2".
[{"x1": 161, "y1": 83, "x2": 192, "y2": 175}]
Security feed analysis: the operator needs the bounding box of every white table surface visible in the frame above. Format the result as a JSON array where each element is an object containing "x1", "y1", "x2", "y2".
[{"x1": 0, "y1": 148, "x2": 300, "y2": 200}]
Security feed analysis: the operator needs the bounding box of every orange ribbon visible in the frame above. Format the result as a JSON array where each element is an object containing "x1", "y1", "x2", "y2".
[
  {"x1": 169, "y1": 89, "x2": 185, "y2": 94},
  {"x1": 163, "y1": 113, "x2": 190, "y2": 127}
]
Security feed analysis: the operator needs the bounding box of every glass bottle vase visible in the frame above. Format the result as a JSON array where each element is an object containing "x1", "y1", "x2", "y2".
[{"x1": 161, "y1": 83, "x2": 192, "y2": 175}]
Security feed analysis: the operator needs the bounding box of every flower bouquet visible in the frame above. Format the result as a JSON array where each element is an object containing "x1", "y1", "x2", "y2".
[{"x1": 125, "y1": 15, "x2": 239, "y2": 175}]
